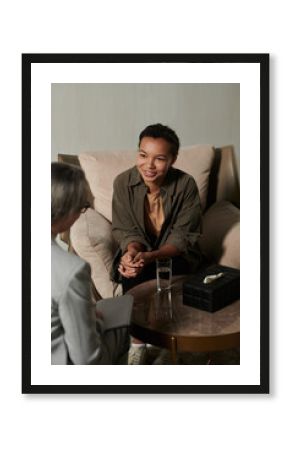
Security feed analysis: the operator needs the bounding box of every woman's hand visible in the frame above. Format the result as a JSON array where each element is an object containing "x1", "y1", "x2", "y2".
[
  {"x1": 133, "y1": 251, "x2": 153, "y2": 267},
  {"x1": 118, "y1": 250, "x2": 145, "y2": 278}
]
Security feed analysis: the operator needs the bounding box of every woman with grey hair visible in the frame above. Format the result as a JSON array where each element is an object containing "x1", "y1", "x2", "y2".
[{"x1": 51, "y1": 162, "x2": 133, "y2": 365}]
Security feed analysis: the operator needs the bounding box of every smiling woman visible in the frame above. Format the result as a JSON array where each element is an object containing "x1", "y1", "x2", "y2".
[{"x1": 111, "y1": 123, "x2": 203, "y2": 293}]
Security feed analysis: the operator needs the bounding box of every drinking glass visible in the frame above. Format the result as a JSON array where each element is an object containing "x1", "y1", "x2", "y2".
[
  {"x1": 156, "y1": 258, "x2": 172, "y2": 292},
  {"x1": 154, "y1": 289, "x2": 173, "y2": 321}
]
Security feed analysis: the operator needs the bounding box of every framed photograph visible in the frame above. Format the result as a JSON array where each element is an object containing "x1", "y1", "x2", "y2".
[{"x1": 22, "y1": 53, "x2": 269, "y2": 394}]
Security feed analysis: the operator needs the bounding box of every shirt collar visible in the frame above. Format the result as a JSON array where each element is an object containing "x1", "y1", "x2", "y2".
[{"x1": 128, "y1": 166, "x2": 143, "y2": 186}]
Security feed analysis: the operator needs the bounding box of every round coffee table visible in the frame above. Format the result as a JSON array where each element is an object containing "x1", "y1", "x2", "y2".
[{"x1": 128, "y1": 276, "x2": 240, "y2": 364}]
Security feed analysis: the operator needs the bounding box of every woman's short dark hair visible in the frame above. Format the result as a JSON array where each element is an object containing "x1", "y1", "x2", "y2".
[
  {"x1": 51, "y1": 162, "x2": 93, "y2": 223},
  {"x1": 138, "y1": 123, "x2": 180, "y2": 158}
]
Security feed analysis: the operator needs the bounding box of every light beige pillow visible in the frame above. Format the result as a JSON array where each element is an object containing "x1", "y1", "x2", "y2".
[
  {"x1": 79, "y1": 151, "x2": 136, "y2": 222},
  {"x1": 70, "y1": 208, "x2": 122, "y2": 299},
  {"x1": 79, "y1": 145, "x2": 214, "y2": 221},
  {"x1": 199, "y1": 200, "x2": 240, "y2": 269},
  {"x1": 174, "y1": 145, "x2": 214, "y2": 211}
]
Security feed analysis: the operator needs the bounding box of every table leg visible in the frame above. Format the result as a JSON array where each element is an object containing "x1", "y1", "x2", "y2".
[
  {"x1": 206, "y1": 353, "x2": 212, "y2": 365},
  {"x1": 170, "y1": 336, "x2": 177, "y2": 364}
]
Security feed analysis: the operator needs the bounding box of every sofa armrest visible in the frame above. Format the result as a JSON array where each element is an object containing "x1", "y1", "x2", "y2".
[
  {"x1": 199, "y1": 200, "x2": 240, "y2": 269},
  {"x1": 70, "y1": 208, "x2": 122, "y2": 299}
]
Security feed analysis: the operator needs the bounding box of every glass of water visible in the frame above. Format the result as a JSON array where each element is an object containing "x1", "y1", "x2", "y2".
[{"x1": 156, "y1": 258, "x2": 172, "y2": 292}]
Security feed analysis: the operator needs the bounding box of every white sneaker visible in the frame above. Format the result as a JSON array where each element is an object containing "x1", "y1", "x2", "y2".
[{"x1": 128, "y1": 346, "x2": 147, "y2": 365}]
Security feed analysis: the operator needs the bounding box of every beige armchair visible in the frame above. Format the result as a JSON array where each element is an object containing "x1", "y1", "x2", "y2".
[{"x1": 58, "y1": 145, "x2": 240, "y2": 300}]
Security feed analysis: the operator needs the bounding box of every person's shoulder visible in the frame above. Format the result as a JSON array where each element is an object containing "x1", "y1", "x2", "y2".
[
  {"x1": 114, "y1": 166, "x2": 137, "y2": 186},
  {"x1": 51, "y1": 239, "x2": 89, "y2": 276},
  {"x1": 170, "y1": 167, "x2": 197, "y2": 185},
  {"x1": 51, "y1": 239, "x2": 91, "y2": 305}
]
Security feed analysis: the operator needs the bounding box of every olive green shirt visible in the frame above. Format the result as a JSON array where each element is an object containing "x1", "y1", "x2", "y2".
[{"x1": 112, "y1": 166, "x2": 202, "y2": 273}]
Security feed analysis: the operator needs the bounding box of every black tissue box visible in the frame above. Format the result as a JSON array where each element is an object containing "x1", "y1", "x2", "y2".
[{"x1": 183, "y1": 264, "x2": 240, "y2": 313}]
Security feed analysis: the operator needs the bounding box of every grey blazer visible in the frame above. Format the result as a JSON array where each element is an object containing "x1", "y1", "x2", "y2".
[{"x1": 51, "y1": 238, "x2": 132, "y2": 364}]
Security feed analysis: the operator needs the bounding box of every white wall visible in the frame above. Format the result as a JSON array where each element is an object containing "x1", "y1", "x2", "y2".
[{"x1": 51, "y1": 83, "x2": 240, "y2": 172}]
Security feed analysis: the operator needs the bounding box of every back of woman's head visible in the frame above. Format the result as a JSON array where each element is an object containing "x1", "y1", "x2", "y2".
[{"x1": 51, "y1": 162, "x2": 92, "y2": 223}]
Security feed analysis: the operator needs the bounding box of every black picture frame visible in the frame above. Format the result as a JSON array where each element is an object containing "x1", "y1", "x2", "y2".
[{"x1": 22, "y1": 53, "x2": 269, "y2": 394}]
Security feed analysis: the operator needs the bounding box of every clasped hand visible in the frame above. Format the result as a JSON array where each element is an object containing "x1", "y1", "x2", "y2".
[{"x1": 118, "y1": 251, "x2": 152, "y2": 278}]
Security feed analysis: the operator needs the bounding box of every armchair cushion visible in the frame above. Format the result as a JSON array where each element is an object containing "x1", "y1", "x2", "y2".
[
  {"x1": 174, "y1": 145, "x2": 215, "y2": 211},
  {"x1": 70, "y1": 208, "x2": 122, "y2": 299},
  {"x1": 79, "y1": 145, "x2": 214, "y2": 221},
  {"x1": 199, "y1": 200, "x2": 240, "y2": 269}
]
